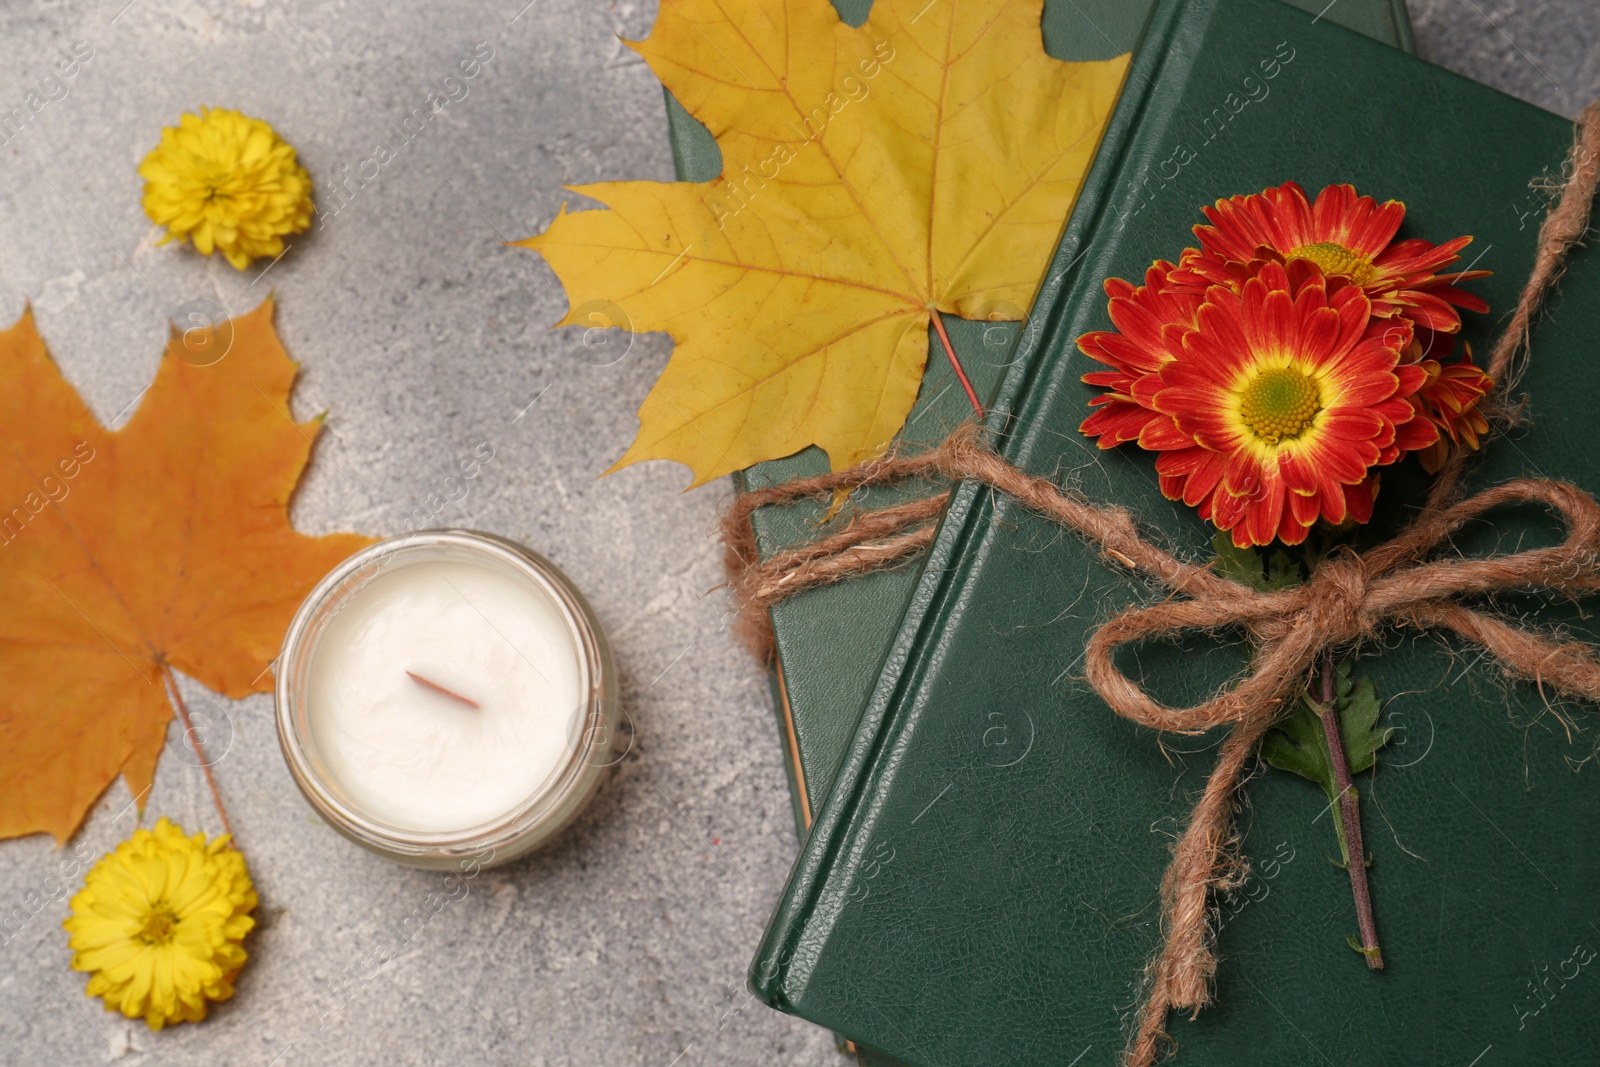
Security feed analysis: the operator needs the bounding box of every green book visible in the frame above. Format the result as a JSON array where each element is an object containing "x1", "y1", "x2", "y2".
[
  {"x1": 664, "y1": 0, "x2": 1412, "y2": 846},
  {"x1": 750, "y1": 0, "x2": 1600, "y2": 1063}
]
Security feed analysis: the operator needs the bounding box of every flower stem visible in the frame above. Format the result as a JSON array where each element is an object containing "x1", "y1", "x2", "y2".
[
  {"x1": 160, "y1": 664, "x2": 236, "y2": 844},
  {"x1": 930, "y1": 311, "x2": 983, "y2": 416},
  {"x1": 1316, "y1": 650, "x2": 1383, "y2": 969}
]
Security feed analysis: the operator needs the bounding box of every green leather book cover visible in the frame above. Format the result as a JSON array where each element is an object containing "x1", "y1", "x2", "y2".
[
  {"x1": 663, "y1": 0, "x2": 1413, "y2": 841},
  {"x1": 751, "y1": 0, "x2": 1600, "y2": 1063}
]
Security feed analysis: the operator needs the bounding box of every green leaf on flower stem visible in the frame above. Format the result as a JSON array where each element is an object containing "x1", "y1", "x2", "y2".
[
  {"x1": 1210, "y1": 530, "x2": 1302, "y2": 591},
  {"x1": 1259, "y1": 660, "x2": 1391, "y2": 867},
  {"x1": 1260, "y1": 662, "x2": 1388, "y2": 790},
  {"x1": 1260, "y1": 660, "x2": 1393, "y2": 793},
  {"x1": 1346, "y1": 934, "x2": 1382, "y2": 960}
]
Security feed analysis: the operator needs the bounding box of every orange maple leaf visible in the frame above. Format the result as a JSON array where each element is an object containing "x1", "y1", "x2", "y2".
[{"x1": 0, "y1": 299, "x2": 372, "y2": 843}]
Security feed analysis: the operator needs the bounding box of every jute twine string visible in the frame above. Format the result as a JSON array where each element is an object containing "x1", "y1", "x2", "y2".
[{"x1": 722, "y1": 104, "x2": 1600, "y2": 1066}]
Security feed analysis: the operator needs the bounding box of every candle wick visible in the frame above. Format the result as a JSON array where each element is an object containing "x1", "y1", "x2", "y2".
[{"x1": 406, "y1": 671, "x2": 481, "y2": 709}]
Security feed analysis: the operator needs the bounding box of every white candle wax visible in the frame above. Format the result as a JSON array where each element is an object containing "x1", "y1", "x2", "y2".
[{"x1": 305, "y1": 557, "x2": 583, "y2": 832}]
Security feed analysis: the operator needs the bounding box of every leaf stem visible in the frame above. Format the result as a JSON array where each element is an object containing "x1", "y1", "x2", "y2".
[
  {"x1": 930, "y1": 311, "x2": 983, "y2": 416},
  {"x1": 160, "y1": 664, "x2": 236, "y2": 845},
  {"x1": 1316, "y1": 651, "x2": 1383, "y2": 969}
]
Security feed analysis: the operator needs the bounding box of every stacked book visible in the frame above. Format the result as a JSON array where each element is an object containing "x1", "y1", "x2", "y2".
[{"x1": 670, "y1": 0, "x2": 1600, "y2": 1062}]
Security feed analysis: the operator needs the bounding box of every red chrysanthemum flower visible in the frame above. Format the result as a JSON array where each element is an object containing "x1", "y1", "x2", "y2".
[
  {"x1": 1078, "y1": 260, "x2": 1202, "y2": 448},
  {"x1": 1168, "y1": 181, "x2": 1489, "y2": 334},
  {"x1": 1150, "y1": 262, "x2": 1433, "y2": 547},
  {"x1": 1077, "y1": 184, "x2": 1495, "y2": 547},
  {"x1": 1400, "y1": 331, "x2": 1495, "y2": 473}
]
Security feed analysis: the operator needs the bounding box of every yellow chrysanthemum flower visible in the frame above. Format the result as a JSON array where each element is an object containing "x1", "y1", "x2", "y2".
[
  {"x1": 139, "y1": 107, "x2": 313, "y2": 270},
  {"x1": 63, "y1": 818, "x2": 257, "y2": 1029}
]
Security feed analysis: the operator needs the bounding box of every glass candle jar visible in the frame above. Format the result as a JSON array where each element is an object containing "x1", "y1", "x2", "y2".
[{"x1": 275, "y1": 530, "x2": 617, "y2": 869}]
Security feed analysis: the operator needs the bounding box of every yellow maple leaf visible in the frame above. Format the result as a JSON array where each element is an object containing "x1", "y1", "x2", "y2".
[
  {"x1": 0, "y1": 300, "x2": 372, "y2": 843},
  {"x1": 518, "y1": 0, "x2": 1128, "y2": 486}
]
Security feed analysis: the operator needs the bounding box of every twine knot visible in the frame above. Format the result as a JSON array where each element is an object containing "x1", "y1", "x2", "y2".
[{"x1": 1285, "y1": 553, "x2": 1371, "y2": 644}]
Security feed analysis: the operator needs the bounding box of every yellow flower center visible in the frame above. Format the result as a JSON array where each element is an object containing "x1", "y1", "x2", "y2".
[
  {"x1": 138, "y1": 906, "x2": 179, "y2": 945},
  {"x1": 1287, "y1": 241, "x2": 1377, "y2": 286},
  {"x1": 1239, "y1": 365, "x2": 1322, "y2": 445}
]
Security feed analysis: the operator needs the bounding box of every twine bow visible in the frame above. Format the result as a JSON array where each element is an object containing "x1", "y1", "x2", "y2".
[{"x1": 723, "y1": 105, "x2": 1600, "y2": 1066}]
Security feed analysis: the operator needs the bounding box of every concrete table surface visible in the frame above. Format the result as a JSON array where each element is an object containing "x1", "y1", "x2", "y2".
[{"x1": 0, "y1": 1, "x2": 1593, "y2": 1065}]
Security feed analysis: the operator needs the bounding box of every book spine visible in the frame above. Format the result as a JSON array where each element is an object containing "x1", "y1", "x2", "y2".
[
  {"x1": 746, "y1": 0, "x2": 1214, "y2": 1010},
  {"x1": 1388, "y1": 0, "x2": 1416, "y2": 53},
  {"x1": 769, "y1": 644, "x2": 813, "y2": 833},
  {"x1": 729, "y1": 463, "x2": 814, "y2": 844},
  {"x1": 665, "y1": 88, "x2": 816, "y2": 843}
]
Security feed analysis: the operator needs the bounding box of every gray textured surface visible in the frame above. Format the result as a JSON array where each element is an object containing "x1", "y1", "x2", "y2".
[{"x1": 0, "y1": 1, "x2": 1592, "y2": 1065}]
